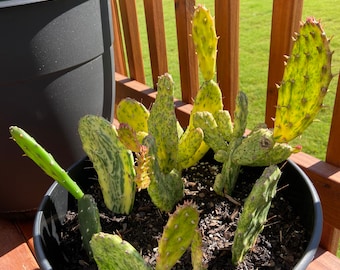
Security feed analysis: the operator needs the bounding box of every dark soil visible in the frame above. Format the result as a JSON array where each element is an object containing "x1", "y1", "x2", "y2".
[{"x1": 59, "y1": 158, "x2": 309, "y2": 270}]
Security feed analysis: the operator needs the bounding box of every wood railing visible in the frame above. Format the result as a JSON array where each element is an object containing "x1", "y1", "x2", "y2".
[{"x1": 111, "y1": 0, "x2": 340, "y2": 255}]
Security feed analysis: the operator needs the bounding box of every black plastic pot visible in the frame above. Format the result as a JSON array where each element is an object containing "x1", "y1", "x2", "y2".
[
  {"x1": 0, "y1": 0, "x2": 115, "y2": 216},
  {"x1": 33, "y1": 158, "x2": 323, "y2": 270}
]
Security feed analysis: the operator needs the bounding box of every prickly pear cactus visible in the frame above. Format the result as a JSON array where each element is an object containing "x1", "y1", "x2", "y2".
[
  {"x1": 192, "y1": 111, "x2": 229, "y2": 153},
  {"x1": 9, "y1": 126, "x2": 84, "y2": 200},
  {"x1": 213, "y1": 91, "x2": 248, "y2": 196},
  {"x1": 177, "y1": 4, "x2": 223, "y2": 169},
  {"x1": 90, "y1": 232, "x2": 151, "y2": 270},
  {"x1": 177, "y1": 127, "x2": 204, "y2": 169},
  {"x1": 78, "y1": 194, "x2": 102, "y2": 258},
  {"x1": 9, "y1": 126, "x2": 101, "y2": 259},
  {"x1": 273, "y1": 18, "x2": 333, "y2": 143},
  {"x1": 191, "y1": 230, "x2": 206, "y2": 270},
  {"x1": 78, "y1": 115, "x2": 136, "y2": 214},
  {"x1": 116, "y1": 97, "x2": 150, "y2": 133},
  {"x1": 155, "y1": 201, "x2": 200, "y2": 270},
  {"x1": 232, "y1": 126, "x2": 295, "y2": 166},
  {"x1": 192, "y1": 4, "x2": 218, "y2": 81},
  {"x1": 117, "y1": 123, "x2": 145, "y2": 153},
  {"x1": 180, "y1": 80, "x2": 224, "y2": 169},
  {"x1": 148, "y1": 73, "x2": 179, "y2": 174},
  {"x1": 143, "y1": 135, "x2": 184, "y2": 212},
  {"x1": 232, "y1": 165, "x2": 282, "y2": 265}
]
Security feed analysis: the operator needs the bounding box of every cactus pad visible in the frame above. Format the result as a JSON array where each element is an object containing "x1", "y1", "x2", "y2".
[
  {"x1": 156, "y1": 201, "x2": 200, "y2": 270},
  {"x1": 232, "y1": 165, "x2": 282, "y2": 265},
  {"x1": 116, "y1": 97, "x2": 150, "y2": 133},
  {"x1": 90, "y1": 232, "x2": 151, "y2": 270},
  {"x1": 148, "y1": 73, "x2": 179, "y2": 174},
  {"x1": 192, "y1": 5, "x2": 218, "y2": 81},
  {"x1": 9, "y1": 126, "x2": 84, "y2": 200},
  {"x1": 273, "y1": 18, "x2": 333, "y2": 142},
  {"x1": 79, "y1": 115, "x2": 136, "y2": 214}
]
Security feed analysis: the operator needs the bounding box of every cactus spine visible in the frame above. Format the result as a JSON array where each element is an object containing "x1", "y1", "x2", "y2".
[
  {"x1": 9, "y1": 126, "x2": 101, "y2": 258},
  {"x1": 273, "y1": 17, "x2": 333, "y2": 143},
  {"x1": 90, "y1": 232, "x2": 151, "y2": 270},
  {"x1": 156, "y1": 201, "x2": 200, "y2": 270},
  {"x1": 232, "y1": 165, "x2": 282, "y2": 265},
  {"x1": 78, "y1": 115, "x2": 136, "y2": 214}
]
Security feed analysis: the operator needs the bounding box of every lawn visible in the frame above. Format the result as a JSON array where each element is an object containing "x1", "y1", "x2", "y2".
[{"x1": 134, "y1": 0, "x2": 340, "y2": 162}]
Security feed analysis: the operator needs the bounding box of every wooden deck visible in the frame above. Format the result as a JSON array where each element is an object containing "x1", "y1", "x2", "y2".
[{"x1": 0, "y1": 217, "x2": 339, "y2": 270}]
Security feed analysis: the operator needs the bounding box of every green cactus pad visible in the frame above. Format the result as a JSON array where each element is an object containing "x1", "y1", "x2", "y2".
[
  {"x1": 232, "y1": 165, "x2": 282, "y2": 265},
  {"x1": 143, "y1": 136, "x2": 184, "y2": 212},
  {"x1": 192, "y1": 111, "x2": 229, "y2": 152},
  {"x1": 232, "y1": 127, "x2": 293, "y2": 166},
  {"x1": 273, "y1": 18, "x2": 333, "y2": 142},
  {"x1": 182, "y1": 80, "x2": 224, "y2": 168},
  {"x1": 9, "y1": 126, "x2": 84, "y2": 200},
  {"x1": 78, "y1": 194, "x2": 102, "y2": 258},
  {"x1": 177, "y1": 127, "x2": 204, "y2": 169},
  {"x1": 117, "y1": 123, "x2": 144, "y2": 153},
  {"x1": 90, "y1": 232, "x2": 151, "y2": 270},
  {"x1": 232, "y1": 91, "x2": 248, "y2": 138},
  {"x1": 148, "y1": 73, "x2": 179, "y2": 174},
  {"x1": 156, "y1": 201, "x2": 200, "y2": 270},
  {"x1": 116, "y1": 98, "x2": 150, "y2": 133},
  {"x1": 214, "y1": 110, "x2": 233, "y2": 142},
  {"x1": 192, "y1": 5, "x2": 218, "y2": 81},
  {"x1": 78, "y1": 115, "x2": 136, "y2": 214},
  {"x1": 191, "y1": 230, "x2": 206, "y2": 270},
  {"x1": 213, "y1": 91, "x2": 248, "y2": 196}
]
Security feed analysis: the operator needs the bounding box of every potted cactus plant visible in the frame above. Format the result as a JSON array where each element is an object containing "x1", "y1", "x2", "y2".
[{"x1": 10, "y1": 5, "x2": 332, "y2": 270}]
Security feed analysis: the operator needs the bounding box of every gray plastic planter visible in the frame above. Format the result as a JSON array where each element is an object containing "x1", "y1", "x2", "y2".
[
  {"x1": 33, "y1": 158, "x2": 323, "y2": 270},
  {"x1": 0, "y1": 0, "x2": 115, "y2": 217}
]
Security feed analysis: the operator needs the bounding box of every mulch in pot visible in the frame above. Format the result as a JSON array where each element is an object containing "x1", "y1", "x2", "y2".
[{"x1": 58, "y1": 158, "x2": 309, "y2": 270}]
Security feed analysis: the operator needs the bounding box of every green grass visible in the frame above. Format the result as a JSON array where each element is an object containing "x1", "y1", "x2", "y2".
[{"x1": 135, "y1": 0, "x2": 340, "y2": 161}]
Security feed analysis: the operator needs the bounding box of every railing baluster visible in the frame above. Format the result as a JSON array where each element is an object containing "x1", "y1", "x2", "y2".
[
  {"x1": 118, "y1": 0, "x2": 145, "y2": 83},
  {"x1": 174, "y1": 0, "x2": 199, "y2": 104}
]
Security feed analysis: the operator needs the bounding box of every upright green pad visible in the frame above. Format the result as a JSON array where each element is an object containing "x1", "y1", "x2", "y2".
[
  {"x1": 156, "y1": 202, "x2": 200, "y2": 270},
  {"x1": 116, "y1": 98, "x2": 150, "y2": 133},
  {"x1": 148, "y1": 73, "x2": 178, "y2": 174},
  {"x1": 232, "y1": 165, "x2": 282, "y2": 265},
  {"x1": 192, "y1": 5, "x2": 218, "y2": 81},
  {"x1": 273, "y1": 18, "x2": 333, "y2": 142},
  {"x1": 78, "y1": 194, "x2": 102, "y2": 258},
  {"x1": 143, "y1": 136, "x2": 184, "y2": 212},
  {"x1": 79, "y1": 115, "x2": 136, "y2": 214}
]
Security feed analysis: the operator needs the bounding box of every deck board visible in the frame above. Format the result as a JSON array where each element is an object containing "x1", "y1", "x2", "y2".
[{"x1": 0, "y1": 218, "x2": 39, "y2": 270}]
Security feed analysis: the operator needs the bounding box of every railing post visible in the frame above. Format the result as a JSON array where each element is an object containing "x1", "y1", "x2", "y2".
[
  {"x1": 143, "y1": 0, "x2": 168, "y2": 89},
  {"x1": 215, "y1": 0, "x2": 239, "y2": 116},
  {"x1": 174, "y1": 0, "x2": 199, "y2": 104},
  {"x1": 118, "y1": 0, "x2": 145, "y2": 83}
]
